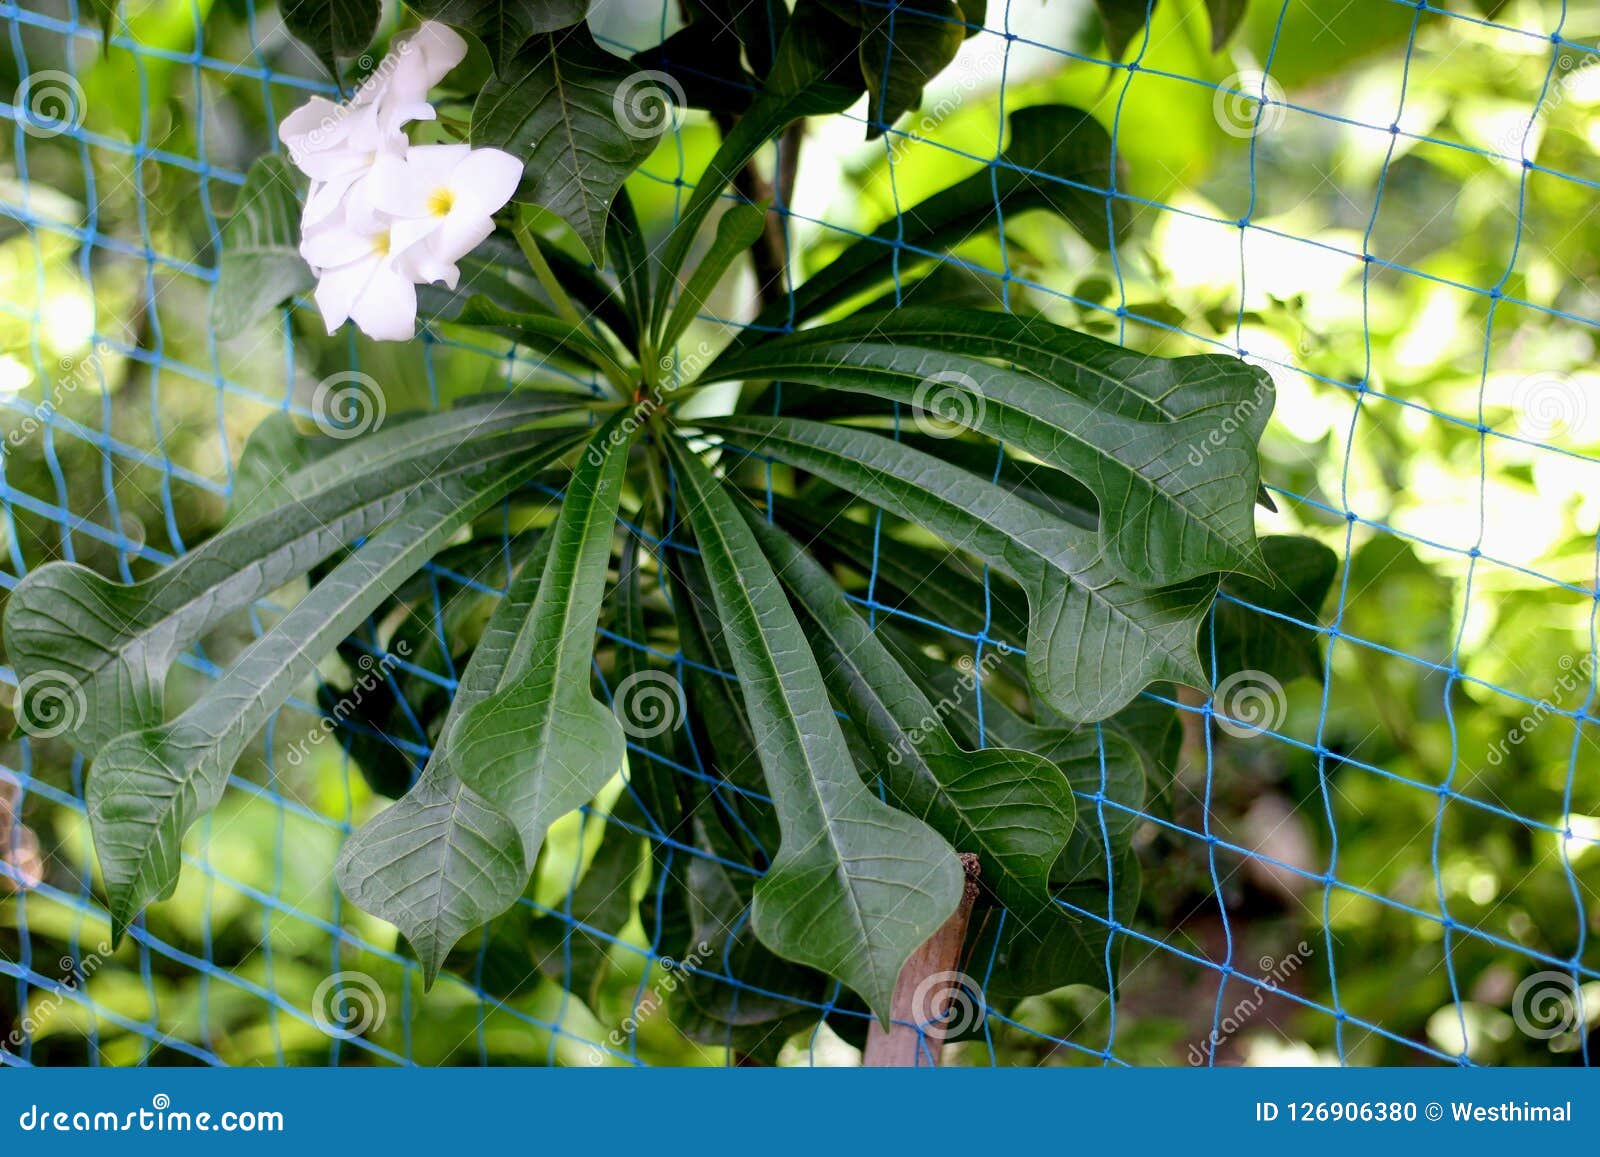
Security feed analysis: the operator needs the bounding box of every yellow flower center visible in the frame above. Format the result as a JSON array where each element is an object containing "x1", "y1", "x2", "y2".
[
  {"x1": 427, "y1": 188, "x2": 454, "y2": 217},
  {"x1": 371, "y1": 230, "x2": 392, "y2": 257}
]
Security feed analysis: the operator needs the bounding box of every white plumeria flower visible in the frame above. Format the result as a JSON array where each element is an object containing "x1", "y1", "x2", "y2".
[
  {"x1": 301, "y1": 210, "x2": 419, "y2": 342},
  {"x1": 370, "y1": 144, "x2": 524, "y2": 287},
  {"x1": 278, "y1": 22, "x2": 467, "y2": 226}
]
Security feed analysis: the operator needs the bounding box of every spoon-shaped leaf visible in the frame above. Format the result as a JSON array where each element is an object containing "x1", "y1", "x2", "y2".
[
  {"x1": 663, "y1": 435, "x2": 963, "y2": 1024},
  {"x1": 88, "y1": 438, "x2": 577, "y2": 939},
  {"x1": 6, "y1": 427, "x2": 566, "y2": 756},
  {"x1": 705, "y1": 329, "x2": 1267, "y2": 585},
  {"x1": 695, "y1": 414, "x2": 1214, "y2": 721},
  {"x1": 742, "y1": 507, "x2": 1075, "y2": 912},
  {"x1": 434, "y1": 413, "x2": 638, "y2": 871}
]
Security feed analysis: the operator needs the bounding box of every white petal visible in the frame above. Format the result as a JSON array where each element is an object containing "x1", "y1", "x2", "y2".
[
  {"x1": 302, "y1": 169, "x2": 364, "y2": 227},
  {"x1": 349, "y1": 264, "x2": 419, "y2": 341},
  {"x1": 428, "y1": 212, "x2": 495, "y2": 268},
  {"x1": 365, "y1": 152, "x2": 430, "y2": 218},
  {"x1": 402, "y1": 22, "x2": 467, "y2": 86},
  {"x1": 445, "y1": 148, "x2": 524, "y2": 219},
  {"x1": 313, "y1": 259, "x2": 378, "y2": 334},
  {"x1": 301, "y1": 224, "x2": 380, "y2": 269}
]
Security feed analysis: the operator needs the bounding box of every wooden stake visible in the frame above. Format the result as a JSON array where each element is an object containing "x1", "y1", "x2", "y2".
[{"x1": 862, "y1": 853, "x2": 982, "y2": 1067}]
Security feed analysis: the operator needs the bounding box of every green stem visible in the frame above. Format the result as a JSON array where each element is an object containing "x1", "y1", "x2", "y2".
[{"x1": 514, "y1": 220, "x2": 634, "y2": 398}]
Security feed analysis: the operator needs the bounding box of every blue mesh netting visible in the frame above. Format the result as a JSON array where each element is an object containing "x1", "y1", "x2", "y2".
[{"x1": 2, "y1": 0, "x2": 1598, "y2": 1067}]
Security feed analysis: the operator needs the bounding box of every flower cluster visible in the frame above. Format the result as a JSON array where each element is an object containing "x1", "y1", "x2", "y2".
[{"x1": 278, "y1": 22, "x2": 522, "y2": 341}]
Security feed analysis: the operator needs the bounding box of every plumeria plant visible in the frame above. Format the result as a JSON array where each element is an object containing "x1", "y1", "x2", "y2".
[{"x1": 6, "y1": 0, "x2": 1331, "y2": 1053}]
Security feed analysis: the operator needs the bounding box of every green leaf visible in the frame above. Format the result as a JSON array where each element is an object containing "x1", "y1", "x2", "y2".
[
  {"x1": 1205, "y1": 0, "x2": 1248, "y2": 50},
  {"x1": 5, "y1": 426, "x2": 568, "y2": 756},
  {"x1": 406, "y1": 0, "x2": 588, "y2": 75},
  {"x1": 336, "y1": 532, "x2": 556, "y2": 982},
  {"x1": 855, "y1": 1, "x2": 965, "y2": 138},
  {"x1": 210, "y1": 155, "x2": 312, "y2": 341},
  {"x1": 604, "y1": 189, "x2": 653, "y2": 342},
  {"x1": 435, "y1": 414, "x2": 636, "y2": 873},
  {"x1": 526, "y1": 809, "x2": 643, "y2": 1005},
  {"x1": 734, "y1": 105, "x2": 1125, "y2": 348},
  {"x1": 282, "y1": 0, "x2": 379, "y2": 78},
  {"x1": 705, "y1": 314, "x2": 1269, "y2": 586},
  {"x1": 88, "y1": 440, "x2": 575, "y2": 939},
  {"x1": 656, "y1": 200, "x2": 767, "y2": 353},
  {"x1": 473, "y1": 27, "x2": 667, "y2": 262},
  {"x1": 611, "y1": 535, "x2": 686, "y2": 844},
  {"x1": 691, "y1": 0, "x2": 789, "y2": 77},
  {"x1": 662, "y1": 436, "x2": 963, "y2": 1024},
  {"x1": 631, "y1": 18, "x2": 755, "y2": 115},
  {"x1": 1213, "y1": 535, "x2": 1337, "y2": 686},
  {"x1": 655, "y1": 3, "x2": 863, "y2": 291},
  {"x1": 973, "y1": 855, "x2": 1142, "y2": 1000},
  {"x1": 695, "y1": 414, "x2": 1214, "y2": 720},
  {"x1": 87, "y1": 0, "x2": 118, "y2": 43},
  {"x1": 1093, "y1": 0, "x2": 1152, "y2": 62},
  {"x1": 743, "y1": 508, "x2": 1075, "y2": 912},
  {"x1": 456, "y1": 295, "x2": 630, "y2": 376}
]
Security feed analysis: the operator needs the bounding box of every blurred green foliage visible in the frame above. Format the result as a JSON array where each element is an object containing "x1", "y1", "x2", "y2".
[{"x1": 3, "y1": 0, "x2": 1598, "y2": 1066}]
